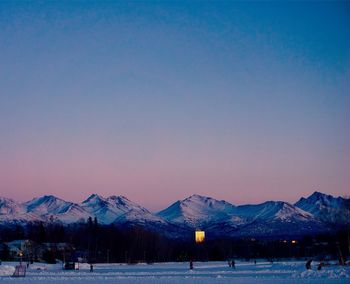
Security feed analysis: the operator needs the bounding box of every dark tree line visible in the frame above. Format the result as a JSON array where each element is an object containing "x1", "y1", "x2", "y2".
[{"x1": 0, "y1": 220, "x2": 349, "y2": 263}]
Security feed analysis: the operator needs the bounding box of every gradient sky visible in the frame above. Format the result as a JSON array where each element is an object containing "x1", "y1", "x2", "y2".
[{"x1": 0, "y1": 1, "x2": 349, "y2": 211}]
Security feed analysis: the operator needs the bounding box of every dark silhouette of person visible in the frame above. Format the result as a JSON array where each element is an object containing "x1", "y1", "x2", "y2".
[
  {"x1": 306, "y1": 259, "x2": 312, "y2": 270},
  {"x1": 90, "y1": 264, "x2": 93, "y2": 272}
]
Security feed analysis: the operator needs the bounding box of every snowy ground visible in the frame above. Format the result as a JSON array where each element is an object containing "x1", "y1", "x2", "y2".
[{"x1": 0, "y1": 260, "x2": 349, "y2": 283}]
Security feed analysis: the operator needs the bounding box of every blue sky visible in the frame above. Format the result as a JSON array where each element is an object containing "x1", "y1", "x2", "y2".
[{"x1": 0, "y1": 1, "x2": 349, "y2": 209}]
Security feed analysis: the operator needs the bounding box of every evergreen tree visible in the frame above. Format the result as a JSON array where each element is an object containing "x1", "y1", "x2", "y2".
[{"x1": 38, "y1": 222, "x2": 47, "y2": 243}]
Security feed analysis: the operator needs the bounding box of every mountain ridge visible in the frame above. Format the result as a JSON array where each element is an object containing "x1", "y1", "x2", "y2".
[
  {"x1": 295, "y1": 191, "x2": 350, "y2": 226},
  {"x1": 0, "y1": 191, "x2": 348, "y2": 238}
]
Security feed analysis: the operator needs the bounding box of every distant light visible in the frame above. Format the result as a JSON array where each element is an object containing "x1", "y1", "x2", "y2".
[
  {"x1": 291, "y1": 240, "x2": 297, "y2": 244},
  {"x1": 195, "y1": 231, "x2": 205, "y2": 243}
]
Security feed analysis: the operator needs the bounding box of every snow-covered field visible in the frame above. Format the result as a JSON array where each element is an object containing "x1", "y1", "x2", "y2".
[{"x1": 0, "y1": 260, "x2": 349, "y2": 283}]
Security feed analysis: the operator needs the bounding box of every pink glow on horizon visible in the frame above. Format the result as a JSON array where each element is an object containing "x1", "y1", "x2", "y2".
[{"x1": 1, "y1": 138, "x2": 349, "y2": 211}]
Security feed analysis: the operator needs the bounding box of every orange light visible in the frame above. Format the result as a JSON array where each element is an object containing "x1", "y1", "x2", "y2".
[
  {"x1": 195, "y1": 231, "x2": 205, "y2": 243},
  {"x1": 291, "y1": 240, "x2": 297, "y2": 244}
]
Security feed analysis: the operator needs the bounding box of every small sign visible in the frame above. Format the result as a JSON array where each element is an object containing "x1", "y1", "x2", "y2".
[{"x1": 12, "y1": 265, "x2": 26, "y2": 277}]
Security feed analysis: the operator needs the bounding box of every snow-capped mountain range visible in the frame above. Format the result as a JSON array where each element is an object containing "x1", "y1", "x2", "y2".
[
  {"x1": 0, "y1": 192, "x2": 348, "y2": 238},
  {"x1": 0, "y1": 197, "x2": 42, "y2": 224},
  {"x1": 24, "y1": 195, "x2": 91, "y2": 224},
  {"x1": 158, "y1": 195, "x2": 331, "y2": 238},
  {"x1": 295, "y1": 191, "x2": 350, "y2": 226}
]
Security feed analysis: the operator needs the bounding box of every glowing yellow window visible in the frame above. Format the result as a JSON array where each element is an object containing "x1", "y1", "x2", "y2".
[{"x1": 195, "y1": 231, "x2": 205, "y2": 243}]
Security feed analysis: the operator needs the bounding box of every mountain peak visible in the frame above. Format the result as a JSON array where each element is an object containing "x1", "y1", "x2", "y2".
[
  {"x1": 158, "y1": 194, "x2": 236, "y2": 229},
  {"x1": 44, "y1": 194, "x2": 57, "y2": 199},
  {"x1": 187, "y1": 194, "x2": 207, "y2": 199},
  {"x1": 295, "y1": 191, "x2": 350, "y2": 225},
  {"x1": 0, "y1": 197, "x2": 25, "y2": 215},
  {"x1": 309, "y1": 191, "x2": 333, "y2": 200},
  {"x1": 0, "y1": 196, "x2": 16, "y2": 203},
  {"x1": 25, "y1": 195, "x2": 63, "y2": 209},
  {"x1": 24, "y1": 195, "x2": 91, "y2": 223},
  {"x1": 185, "y1": 194, "x2": 215, "y2": 202},
  {"x1": 107, "y1": 195, "x2": 129, "y2": 202},
  {"x1": 81, "y1": 194, "x2": 151, "y2": 225},
  {"x1": 83, "y1": 193, "x2": 105, "y2": 203},
  {"x1": 34, "y1": 194, "x2": 59, "y2": 202},
  {"x1": 183, "y1": 194, "x2": 230, "y2": 206},
  {"x1": 0, "y1": 197, "x2": 41, "y2": 223},
  {"x1": 297, "y1": 191, "x2": 341, "y2": 207}
]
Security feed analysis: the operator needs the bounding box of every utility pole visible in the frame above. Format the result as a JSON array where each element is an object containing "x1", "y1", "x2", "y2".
[
  {"x1": 63, "y1": 248, "x2": 66, "y2": 269},
  {"x1": 19, "y1": 251, "x2": 23, "y2": 266}
]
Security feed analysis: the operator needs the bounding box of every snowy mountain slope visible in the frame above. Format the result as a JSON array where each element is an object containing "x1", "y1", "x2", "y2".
[
  {"x1": 228, "y1": 201, "x2": 326, "y2": 237},
  {"x1": 157, "y1": 194, "x2": 241, "y2": 229},
  {"x1": 24, "y1": 195, "x2": 91, "y2": 223},
  {"x1": 235, "y1": 201, "x2": 315, "y2": 222},
  {"x1": 81, "y1": 194, "x2": 124, "y2": 224},
  {"x1": 82, "y1": 194, "x2": 162, "y2": 225},
  {"x1": 107, "y1": 195, "x2": 154, "y2": 220},
  {"x1": 0, "y1": 197, "x2": 41, "y2": 223},
  {"x1": 295, "y1": 191, "x2": 350, "y2": 225},
  {"x1": 0, "y1": 197, "x2": 26, "y2": 215},
  {"x1": 114, "y1": 204, "x2": 165, "y2": 225},
  {"x1": 114, "y1": 206, "x2": 190, "y2": 239},
  {"x1": 81, "y1": 194, "x2": 188, "y2": 238}
]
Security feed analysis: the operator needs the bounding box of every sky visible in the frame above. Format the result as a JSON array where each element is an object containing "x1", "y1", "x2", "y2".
[{"x1": 0, "y1": 1, "x2": 349, "y2": 211}]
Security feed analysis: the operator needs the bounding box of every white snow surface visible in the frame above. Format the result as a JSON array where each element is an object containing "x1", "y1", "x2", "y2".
[
  {"x1": 24, "y1": 195, "x2": 92, "y2": 223},
  {"x1": 0, "y1": 197, "x2": 41, "y2": 223},
  {"x1": 81, "y1": 194, "x2": 130, "y2": 224},
  {"x1": 0, "y1": 265, "x2": 15, "y2": 276},
  {"x1": 235, "y1": 201, "x2": 315, "y2": 222},
  {"x1": 82, "y1": 194, "x2": 164, "y2": 225},
  {"x1": 295, "y1": 191, "x2": 350, "y2": 225},
  {"x1": 0, "y1": 260, "x2": 349, "y2": 283},
  {"x1": 158, "y1": 194, "x2": 240, "y2": 229}
]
